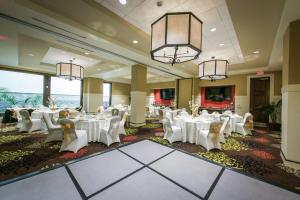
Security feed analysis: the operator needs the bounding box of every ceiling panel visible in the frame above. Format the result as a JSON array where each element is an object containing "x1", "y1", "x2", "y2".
[{"x1": 95, "y1": 0, "x2": 244, "y2": 66}]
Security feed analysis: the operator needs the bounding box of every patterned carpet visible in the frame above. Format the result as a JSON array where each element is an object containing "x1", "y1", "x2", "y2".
[{"x1": 0, "y1": 119, "x2": 300, "y2": 193}]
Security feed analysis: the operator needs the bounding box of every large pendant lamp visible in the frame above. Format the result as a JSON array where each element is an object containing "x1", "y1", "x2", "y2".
[
  {"x1": 151, "y1": 12, "x2": 203, "y2": 65},
  {"x1": 56, "y1": 59, "x2": 84, "y2": 81},
  {"x1": 199, "y1": 58, "x2": 229, "y2": 81}
]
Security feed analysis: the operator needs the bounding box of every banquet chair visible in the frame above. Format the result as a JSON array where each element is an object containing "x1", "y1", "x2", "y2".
[
  {"x1": 223, "y1": 110, "x2": 233, "y2": 115},
  {"x1": 180, "y1": 110, "x2": 189, "y2": 118},
  {"x1": 162, "y1": 118, "x2": 183, "y2": 144},
  {"x1": 43, "y1": 113, "x2": 63, "y2": 142},
  {"x1": 112, "y1": 108, "x2": 119, "y2": 116},
  {"x1": 97, "y1": 106, "x2": 105, "y2": 113},
  {"x1": 197, "y1": 119, "x2": 228, "y2": 151},
  {"x1": 220, "y1": 115, "x2": 232, "y2": 137},
  {"x1": 58, "y1": 110, "x2": 69, "y2": 121},
  {"x1": 158, "y1": 109, "x2": 164, "y2": 123},
  {"x1": 100, "y1": 116, "x2": 121, "y2": 146},
  {"x1": 19, "y1": 109, "x2": 43, "y2": 133},
  {"x1": 165, "y1": 111, "x2": 173, "y2": 123},
  {"x1": 118, "y1": 112, "x2": 128, "y2": 135},
  {"x1": 235, "y1": 113, "x2": 253, "y2": 136},
  {"x1": 59, "y1": 119, "x2": 88, "y2": 153}
]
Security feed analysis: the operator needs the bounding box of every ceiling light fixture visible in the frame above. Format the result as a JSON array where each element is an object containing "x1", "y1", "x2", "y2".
[
  {"x1": 132, "y1": 40, "x2": 138, "y2": 44},
  {"x1": 56, "y1": 58, "x2": 84, "y2": 81},
  {"x1": 210, "y1": 28, "x2": 217, "y2": 32},
  {"x1": 253, "y1": 50, "x2": 260, "y2": 54},
  {"x1": 28, "y1": 53, "x2": 34, "y2": 57},
  {"x1": 151, "y1": 12, "x2": 203, "y2": 65},
  {"x1": 199, "y1": 57, "x2": 229, "y2": 81},
  {"x1": 219, "y1": 43, "x2": 225, "y2": 47},
  {"x1": 119, "y1": 0, "x2": 127, "y2": 5},
  {"x1": 84, "y1": 52, "x2": 90, "y2": 55}
]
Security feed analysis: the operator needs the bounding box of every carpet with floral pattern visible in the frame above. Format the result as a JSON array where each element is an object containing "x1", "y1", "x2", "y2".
[{"x1": 0, "y1": 119, "x2": 300, "y2": 194}]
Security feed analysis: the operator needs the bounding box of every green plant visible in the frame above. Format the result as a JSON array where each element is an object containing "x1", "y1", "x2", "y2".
[
  {"x1": 30, "y1": 95, "x2": 42, "y2": 107},
  {"x1": 0, "y1": 87, "x2": 17, "y2": 106},
  {"x1": 260, "y1": 100, "x2": 282, "y2": 123},
  {"x1": 23, "y1": 97, "x2": 31, "y2": 107}
]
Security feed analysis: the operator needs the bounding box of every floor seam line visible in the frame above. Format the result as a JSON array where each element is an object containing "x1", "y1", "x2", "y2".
[
  {"x1": 64, "y1": 165, "x2": 87, "y2": 200},
  {"x1": 203, "y1": 167, "x2": 225, "y2": 200},
  {"x1": 86, "y1": 166, "x2": 146, "y2": 199},
  {"x1": 147, "y1": 166, "x2": 204, "y2": 199}
]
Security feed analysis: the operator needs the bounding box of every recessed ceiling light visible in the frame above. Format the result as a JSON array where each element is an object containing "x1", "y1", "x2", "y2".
[
  {"x1": 219, "y1": 43, "x2": 225, "y2": 47},
  {"x1": 28, "y1": 53, "x2": 34, "y2": 57},
  {"x1": 84, "y1": 52, "x2": 90, "y2": 55},
  {"x1": 210, "y1": 28, "x2": 217, "y2": 32},
  {"x1": 253, "y1": 50, "x2": 260, "y2": 54},
  {"x1": 119, "y1": 0, "x2": 127, "y2": 5},
  {"x1": 132, "y1": 40, "x2": 138, "y2": 44}
]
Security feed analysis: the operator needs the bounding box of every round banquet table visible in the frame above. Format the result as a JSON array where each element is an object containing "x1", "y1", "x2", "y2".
[
  {"x1": 76, "y1": 118, "x2": 111, "y2": 142},
  {"x1": 174, "y1": 116, "x2": 213, "y2": 144}
]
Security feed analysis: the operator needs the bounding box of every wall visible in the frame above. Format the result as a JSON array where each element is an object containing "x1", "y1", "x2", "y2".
[
  {"x1": 146, "y1": 81, "x2": 176, "y2": 106},
  {"x1": 111, "y1": 82, "x2": 130, "y2": 105},
  {"x1": 194, "y1": 71, "x2": 282, "y2": 115}
]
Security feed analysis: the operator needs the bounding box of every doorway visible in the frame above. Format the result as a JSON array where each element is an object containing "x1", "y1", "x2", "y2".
[{"x1": 250, "y1": 77, "x2": 270, "y2": 123}]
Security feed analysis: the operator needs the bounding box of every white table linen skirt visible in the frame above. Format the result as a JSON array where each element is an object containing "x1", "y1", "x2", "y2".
[{"x1": 76, "y1": 119, "x2": 110, "y2": 142}]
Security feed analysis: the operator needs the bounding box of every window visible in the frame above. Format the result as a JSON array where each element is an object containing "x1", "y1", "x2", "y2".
[
  {"x1": 0, "y1": 70, "x2": 43, "y2": 112},
  {"x1": 50, "y1": 77, "x2": 81, "y2": 108},
  {"x1": 103, "y1": 82, "x2": 112, "y2": 108}
]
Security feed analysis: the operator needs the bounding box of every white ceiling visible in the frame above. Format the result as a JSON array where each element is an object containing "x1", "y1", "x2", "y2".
[
  {"x1": 96, "y1": 0, "x2": 244, "y2": 65},
  {"x1": 42, "y1": 47, "x2": 101, "y2": 67}
]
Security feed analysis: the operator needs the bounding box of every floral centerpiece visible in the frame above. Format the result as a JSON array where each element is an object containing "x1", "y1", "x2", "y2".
[
  {"x1": 189, "y1": 95, "x2": 199, "y2": 118},
  {"x1": 47, "y1": 96, "x2": 57, "y2": 111}
]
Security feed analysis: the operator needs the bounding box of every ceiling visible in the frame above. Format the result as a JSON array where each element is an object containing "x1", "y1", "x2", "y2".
[{"x1": 0, "y1": 0, "x2": 297, "y2": 84}]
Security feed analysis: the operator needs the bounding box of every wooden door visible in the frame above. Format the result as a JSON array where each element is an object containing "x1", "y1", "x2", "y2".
[{"x1": 250, "y1": 77, "x2": 270, "y2": 123}]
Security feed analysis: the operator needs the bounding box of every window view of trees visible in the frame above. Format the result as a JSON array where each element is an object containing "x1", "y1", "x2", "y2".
[
  {"x1": 0, "y1": 71, "x2": 43, "y2": 112},
  {"x1": 50, "y1": 77, "x2": 81, "y2": 108}
]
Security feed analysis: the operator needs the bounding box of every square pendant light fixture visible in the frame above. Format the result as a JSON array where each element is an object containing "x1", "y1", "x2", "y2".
[
  {"x1": 56, "y1": 59, "x2": 84, "y2": 81},
  {"x1": 199, "y1": 59, "x2": 229, "y2": 81},
  {"x1": 151, "y1": 12, "x2": 203, "y2": 65}
]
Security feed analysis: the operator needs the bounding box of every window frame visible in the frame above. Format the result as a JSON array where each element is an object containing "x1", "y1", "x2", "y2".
[{"x1": 103, "y1": 82, "x2": 112, "y2": 107}]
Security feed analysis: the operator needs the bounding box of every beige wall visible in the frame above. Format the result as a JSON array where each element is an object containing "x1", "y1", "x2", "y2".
[
  {"x1": 194, "y1": 71, "x2": 282, "y2": 97},
  {"x1": 146, "y1": 81, "x2": 176, "y2": 96},
  {"x1": 111, "y1": 82, "x2": 130, "y2": 105},
  {"x1": 112, "y1": 82, "x2": 130, "y2": 95},
  {"x1": 283, "y1": 20, "x2": 300, "y2": 86}
]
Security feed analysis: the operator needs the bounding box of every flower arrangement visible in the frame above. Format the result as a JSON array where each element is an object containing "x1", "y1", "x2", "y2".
[
  {"x1": 47, "y1": 96, "x2": 57, "y2": 111},
  {"x1": 189, "y1": 95, "x2": 199, "y2": 118}
]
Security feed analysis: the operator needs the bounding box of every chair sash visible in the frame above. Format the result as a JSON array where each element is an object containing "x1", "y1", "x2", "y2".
[
  {"x1": 244, "y1": 115, "x2": 254, "y2": 131},
  {"x1": 108, "y1": 117, "x2": 120, "y2": 140},
  {"x1": 111, "y1": 108, "x2": 119, "y2": 116},
  {"x1": 59, "y1": 119, "x2": 78, "y2": 146},
  {"x1": 20, "y1": 109, "x2": 31, "y2": 122},
  {"x1": 59, "y1": 110, "x2": 69, "y2": 119},
  {"x1": 208, "y1": 122, "x2": 222, "y2": 143}
]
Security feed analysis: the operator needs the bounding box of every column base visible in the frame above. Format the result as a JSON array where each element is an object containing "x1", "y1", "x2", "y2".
[
  {"x1": 280, "y1": 151, "x2": 300, "y2": 170},
  {"x1": 129, "y1": 122, "x2": 146, "y2": 127}
]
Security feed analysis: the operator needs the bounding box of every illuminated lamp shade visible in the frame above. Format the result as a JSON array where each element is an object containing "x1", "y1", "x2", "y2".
[
  {"x1": 151, "y1": 12, "x2": 203, "y2": 65},
  {"x1": 56, "y1": 60, "x2": 84, "y2": 81},
  {"x1": 199, "y1": 59, "x2": 229, "y2": 81}
]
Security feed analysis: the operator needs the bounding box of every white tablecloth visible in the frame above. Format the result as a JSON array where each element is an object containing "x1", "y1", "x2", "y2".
[
  {"x1": 76, "y1": 118, "x2": 111, "y2": 142},
  {"x1": 31, "y1": 110, "x2": 59, "y2": 119},
  {"x1": 174, "y1": 116, "x2": 213, "y2": 144}
]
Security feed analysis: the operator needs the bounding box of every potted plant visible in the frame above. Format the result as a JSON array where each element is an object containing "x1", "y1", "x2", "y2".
[{"x1": 260, "y1": 100, "x2": 282, "y2": 131}]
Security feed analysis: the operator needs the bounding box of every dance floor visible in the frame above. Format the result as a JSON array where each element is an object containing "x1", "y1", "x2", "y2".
[{"x1": 0, "y1": 140, "x2": 299, "y2": 200}]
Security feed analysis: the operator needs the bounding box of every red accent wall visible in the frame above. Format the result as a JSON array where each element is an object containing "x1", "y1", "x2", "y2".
[
  {"x1": 200, "y1": 86, "x2": 235, "y2": 109},
  {"x1": 154, "y1": 89, "x2": 172, "y2": 106}
]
